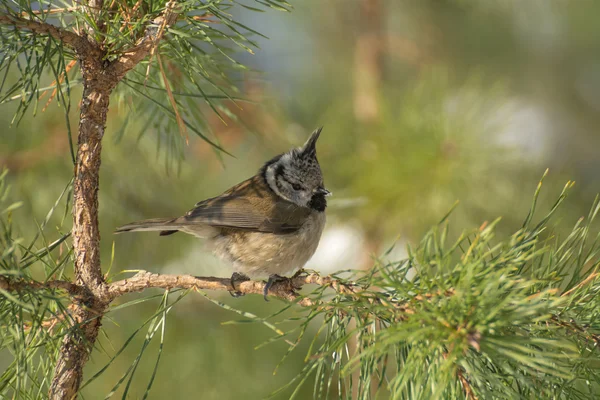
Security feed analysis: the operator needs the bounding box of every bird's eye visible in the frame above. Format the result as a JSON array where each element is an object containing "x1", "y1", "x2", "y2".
[{"x1": 292, "y1": 183, "x2": 302, "y2": 191}]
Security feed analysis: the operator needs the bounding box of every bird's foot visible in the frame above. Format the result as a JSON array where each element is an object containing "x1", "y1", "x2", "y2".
[
  {"x1": 229, "y1": 272, "x2": 250, "y2": 298},
  {"x1": 263, "y1": 274, "x2": 289, "y2": 302}
]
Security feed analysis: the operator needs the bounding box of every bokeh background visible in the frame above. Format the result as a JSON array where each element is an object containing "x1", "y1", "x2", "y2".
[{"x1": 3, "y1": 0, "x2": 600, "y2": 398}]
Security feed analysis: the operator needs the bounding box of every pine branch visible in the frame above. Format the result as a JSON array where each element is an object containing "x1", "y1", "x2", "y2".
[
  {"x1": 0, "y1": 270, "x2": 475, "y2": 313},
  {"x1": 0, "y1": 271, "x2": 353, "y2": 307},
  {"x1": 106, "y1": 271, "x2": 347, "y2": 305},
  {"x1": 108, "y1": 0, "x2": 180, "y2": 80},
  {"x1": 2, "y1": 245, "x2": 600, "y2": 398},
  {"x1": 0, "y1": 275, "x2": 86, "y2": 297},
  {"x1": 0, "y1": 13, "x2": 86, "y2": 51}
]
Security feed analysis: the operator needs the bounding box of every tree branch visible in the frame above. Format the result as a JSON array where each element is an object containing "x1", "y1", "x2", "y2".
[
  {"x1": 0, "y1": 13, "x2": 86, "y2": 51},
  {"x1": 50, "y1": 51, "x2": 115, "y2": 400},
  {"x1": 106, "y1": 271, "x2": 347, "y2": 306},
  {"x1": 45, "y1": 59, "x2": 119, "y2": 395},
  {"x1": 550, "y1": 316, "x2": 600, "y2": 346},
  {"x1": 0, "y1": 275, "x2": 86, "y2": 297},
  {"x1": 108, "y1": 0, "x2": 179, "y2": 80}
]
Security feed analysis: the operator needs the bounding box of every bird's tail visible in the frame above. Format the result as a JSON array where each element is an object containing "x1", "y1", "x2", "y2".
[{"x1": 115, "y1": 218, "x2": 181, "y2": 236}]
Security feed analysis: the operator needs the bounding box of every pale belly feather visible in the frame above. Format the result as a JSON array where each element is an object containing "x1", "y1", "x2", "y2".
[{"x1": 212, "y1": 212, "x2": 326, "y2": 278}]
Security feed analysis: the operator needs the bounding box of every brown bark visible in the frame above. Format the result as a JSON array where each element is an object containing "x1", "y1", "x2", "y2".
[
  {"x1": 49, "y1": 305, "x2": 105, "y2": 399},
  {"x1": 106, "y1": 271, "x2": 354, "y2": 306},
  {"x1": 0, "y1": 14, "x2": 111, "y2": 397},
  {"x1": 49, "y1": 53, "x2": 116, "y2": 398},
  {"x1": 0, "y1": 14, "x2": 86, "y2": 51},
  {"x1": 0, "y1": 275, "x2": 84, "y2": 296},
  {"x1": 25, "y1": 3, "x2": 179, "y2": 396},
  {"x1": 71, "y1": 80, "x2": 114, "y2": 295}
]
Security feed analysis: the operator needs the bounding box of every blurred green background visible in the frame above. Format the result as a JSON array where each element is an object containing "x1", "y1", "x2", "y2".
[{"x1": 3, "y1": 0, "x2": 600, "y2": 398}]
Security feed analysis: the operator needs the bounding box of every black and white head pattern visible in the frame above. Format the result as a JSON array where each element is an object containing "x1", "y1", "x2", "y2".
[{"x1": 262, "y1": 127, "x2": 330, "y2": 211}]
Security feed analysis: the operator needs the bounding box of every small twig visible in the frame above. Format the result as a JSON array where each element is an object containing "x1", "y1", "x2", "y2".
[
  {"x1": 0, "y1": 275, "x2": 87, "y2": 298},
  {"x1": 23, "y1": 302, "x2": 78, "y2": 333},
  {"x1": 191, "y1": 14, "x2": 217, "y2": 23},
  {"x1": 550, "y1": 316, "x2": 600, "y2": 346},
  {"x1": 562, "y1": 272, "x2": 599, "y2": 297},
  {"x1": 0, "y1": 13, "x2": 86, "y2": 52},
  {"x1": 108, "y1": 0, "x2": 179, "y2": 80},
  {"x1": 457, "y1": 367, "x2": 478, "y2": 400},
  {"x1": 443, "y1": 346, "x2": 478, "y2": 400},
  {"x1": 156, "y1": 54, "x2": 188, "y2": 143},
  {"x1": 41, "y1": 59, "x2": 78, "y2": 111}
]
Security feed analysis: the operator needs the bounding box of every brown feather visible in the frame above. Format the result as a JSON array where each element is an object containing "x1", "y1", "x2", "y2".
[{"x1": 173, "y1": 175, "x2": 312, "y2": 234}]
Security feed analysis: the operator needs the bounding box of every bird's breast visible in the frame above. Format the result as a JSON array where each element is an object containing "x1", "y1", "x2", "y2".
[{"x1": 212, "y1": 211, "x2": 326, "y2": 279}]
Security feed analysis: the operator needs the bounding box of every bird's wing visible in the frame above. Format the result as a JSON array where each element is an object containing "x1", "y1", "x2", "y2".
[{"x1": 177, "y1": 177, "x2": 311, "y2": 234}]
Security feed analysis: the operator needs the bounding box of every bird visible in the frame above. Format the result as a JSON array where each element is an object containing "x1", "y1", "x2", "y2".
[{"x1": 115, "y1": 127, "x2": 330, "y2": 300}]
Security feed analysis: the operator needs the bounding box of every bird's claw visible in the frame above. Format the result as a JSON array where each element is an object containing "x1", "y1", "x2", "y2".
[
  {"x1": 263, "y1": 274, "x2": 289, "y2": 302},
  {"x1": 229, "y1": 272, "x2": 250, "y2": 298}
]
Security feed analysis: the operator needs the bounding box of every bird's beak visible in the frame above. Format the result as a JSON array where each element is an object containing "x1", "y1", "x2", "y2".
[{"x1": 316, "y1": 187, "x2": 332, "y2": 196}]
